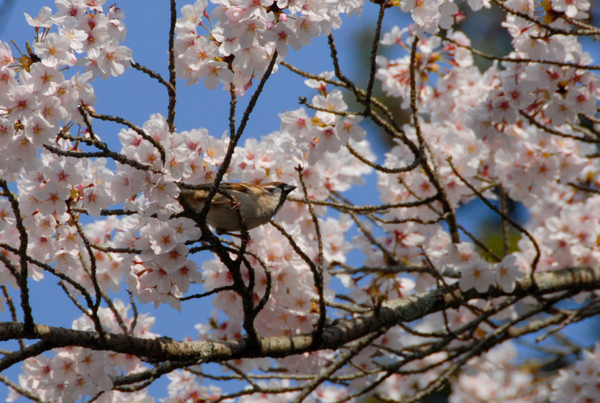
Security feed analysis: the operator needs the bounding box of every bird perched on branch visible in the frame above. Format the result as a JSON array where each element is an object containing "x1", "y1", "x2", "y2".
[{"x1": 179, "y1": 182, "x2": 296, "y2": 234}]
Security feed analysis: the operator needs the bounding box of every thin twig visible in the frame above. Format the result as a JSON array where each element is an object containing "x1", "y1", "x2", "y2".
[
  {"x1": 296, "y1": 166, "x2": 326, "y2": 345},
  {"x1": 167, "y1": 0, "x2": 178, "y2": 131},
  {"x1": 363, "y1": 1, "x2": 387, "y2": 116},
  {"x1": 447, "y1": 159, "x2": 541, "y2": 277},
  {"x1": 0, "y1": 179, "x2": 33, "y2": 334}
]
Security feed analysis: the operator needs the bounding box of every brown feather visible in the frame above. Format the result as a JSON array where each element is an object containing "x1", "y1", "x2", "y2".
[{"x1": 179, "y1": 182, "x2": 295, "y2": 233}]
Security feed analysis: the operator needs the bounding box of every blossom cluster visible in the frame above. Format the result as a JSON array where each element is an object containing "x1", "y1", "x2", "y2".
[
  {"x1": 162, "y1": 370, "x2": 222, "y2": 403},
  {"x1": 550, "y1": 343, "x2": 600, "y2": 402},
  {"x1": 450, "y1": 342, "x2": 549, "y2": 403},
  {"x1": 372, "y1": 5, "x2": 600, "y2": 291},
  {"x1": 398, "y1": 0, "x2": 590, "y2": 36},
  {"x1": 368, "y1": 29, "x2": 527, "y2": 295},
  {"x1": 0, "y1": 1, "x2": 132, "y2": 178},
  {"x1": 363, "y1": 2, "x2": 600, "y2": 399},
  {"x1": 173, "y1": 0, "x2": 363, "y2": 93},
  {"x1": 8, "y1": 301, "x2": 157, "y2": 402},
  {"x1": 398, "y1": 0, "x2": 490, "y2": 36}
]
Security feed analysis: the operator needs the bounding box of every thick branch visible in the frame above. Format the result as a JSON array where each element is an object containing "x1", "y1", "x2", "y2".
[{"x1": 0, "y1": 266, "x2": 598, "y2": 372}]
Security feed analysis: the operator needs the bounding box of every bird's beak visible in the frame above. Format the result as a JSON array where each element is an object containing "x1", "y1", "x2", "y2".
[{"x1": 283, "y1": 185, "x2": 296, "y2": 196}]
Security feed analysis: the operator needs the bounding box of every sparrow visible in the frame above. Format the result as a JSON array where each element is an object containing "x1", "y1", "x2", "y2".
[{"x1": 179, "y1": 182, "x2": 296, "y2": 234}]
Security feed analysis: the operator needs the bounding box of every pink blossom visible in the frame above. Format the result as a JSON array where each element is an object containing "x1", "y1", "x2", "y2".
[
  {"x1": 95, "y1": 44, "x2": 133, "y2": 78},
  {"x1": 24, "y1": 6, "x2": 53, "y2": 28},
  {"x1": 34, "y1": 33, "x2": 74, "y2": 67},
  {"x1": 551, "y1": 0, "x2": 590, "y2": 18}
]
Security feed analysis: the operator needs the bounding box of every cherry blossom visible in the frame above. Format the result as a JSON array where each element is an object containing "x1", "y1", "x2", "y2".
[
  {"x1": 550, "y1": 0, "x2": 590, "y2": 18},
  {"x1": 9, "y1": 301, "x2": 157, "y2": 402},
  {"x1": 551, "y1": 343, "x2": 600, "y2": 402},
  {"x1": 34, "y1": 32, "x2": 75, "y2": 67}
]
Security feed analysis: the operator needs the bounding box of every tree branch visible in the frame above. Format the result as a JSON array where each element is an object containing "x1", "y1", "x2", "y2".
[{"x1": 0, "y1": 266, "x2": 597, "y2": 372}]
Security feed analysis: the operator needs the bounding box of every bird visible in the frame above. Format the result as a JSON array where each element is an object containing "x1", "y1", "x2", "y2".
[{"x1": 179, "y1": 182, "x2": 296, "y2": 234}]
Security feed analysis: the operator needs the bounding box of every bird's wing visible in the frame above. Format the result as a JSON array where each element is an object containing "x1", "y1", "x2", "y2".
[{"x1": 181, "y1": 188, "x2": 237, "y2": 209}]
